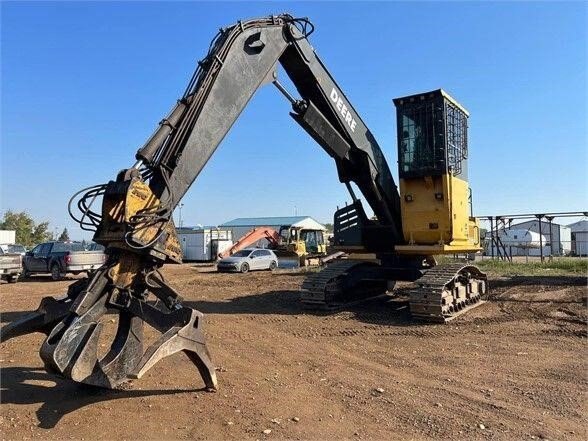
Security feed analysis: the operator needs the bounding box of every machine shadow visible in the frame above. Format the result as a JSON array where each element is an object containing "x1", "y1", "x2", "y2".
[
  {"x1": 489, "y1": 275, "x2": 586, "y2": 288},
  {"x1": 488, "y1": 275, "x2": 586, "y2": 304},
  {"x1": 187, "y1": 289, "x2": 418, "y2": 327},
  {"x1": 0, "y1": 366, "x2": 205, "y2": 429}
]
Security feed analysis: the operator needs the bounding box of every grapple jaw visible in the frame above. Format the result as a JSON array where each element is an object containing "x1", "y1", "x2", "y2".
[{"x1": 0, "y1": 262, "x2": 217, "y2": 391}]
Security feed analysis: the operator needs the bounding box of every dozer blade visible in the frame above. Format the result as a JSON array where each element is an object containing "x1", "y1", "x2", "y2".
[
  {"x1": 408, "y1": 263, "x2": 488, "y2": 323},
  {"x1": 273, "y1": 250, "x2": 302, "y2": 269}
]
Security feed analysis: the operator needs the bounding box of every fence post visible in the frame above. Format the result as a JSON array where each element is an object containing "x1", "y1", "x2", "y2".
[
  {"x1": 546, "y1": 216, "x2": 554, "y2": 261},
  {"x1": 489, "y1": 217, "x2": 494, "y2": 259},
  {"x1": 536, "y1": 214, "x2": 544, "y2": 263}
]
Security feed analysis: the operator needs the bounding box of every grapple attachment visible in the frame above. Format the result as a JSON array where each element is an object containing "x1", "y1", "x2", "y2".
[{"x1": 0, "y1": 264, "x2": 217, "y2": 390}]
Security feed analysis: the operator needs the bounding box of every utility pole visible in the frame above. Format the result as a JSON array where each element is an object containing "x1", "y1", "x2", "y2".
[{"x1": 179, "y1": 203, "x2": 185, "y2": 228}]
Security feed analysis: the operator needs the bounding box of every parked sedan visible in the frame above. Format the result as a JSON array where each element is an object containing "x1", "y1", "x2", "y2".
[{"x1": 217, "y1": 248, "x2": 278, "y2": 273}]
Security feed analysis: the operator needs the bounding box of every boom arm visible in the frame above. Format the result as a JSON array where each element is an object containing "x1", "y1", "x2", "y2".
[{"x1": 134, "y1": 14, "x2": 403, "y2": 246}]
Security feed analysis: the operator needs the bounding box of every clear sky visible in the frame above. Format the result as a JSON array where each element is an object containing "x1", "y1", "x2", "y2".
[{"x1": 1, "y1": 1, "x2": 586, "y2": 239}]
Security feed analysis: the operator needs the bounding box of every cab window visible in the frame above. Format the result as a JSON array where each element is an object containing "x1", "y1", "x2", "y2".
[{"x1": 38, "y1": 243, "x2": 51, "y2": 255}]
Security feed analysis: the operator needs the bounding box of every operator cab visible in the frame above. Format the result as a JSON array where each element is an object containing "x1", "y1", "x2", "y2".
[
  {"x1": 395, "y1": 89, "x2": 468, "y2": 180},
  {"x1": 393, "y1": 89, "x2": 480, "y2": 253}
]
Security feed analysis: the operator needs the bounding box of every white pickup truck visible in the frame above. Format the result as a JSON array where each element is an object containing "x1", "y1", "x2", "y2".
[{"x1": 0, "y1": 248, "x2": 22, "y2": 283}]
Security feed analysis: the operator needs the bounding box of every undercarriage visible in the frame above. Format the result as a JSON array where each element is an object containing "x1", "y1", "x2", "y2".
[{"x1": 302, "y1": 260, "x2": 488, "y2": 323}]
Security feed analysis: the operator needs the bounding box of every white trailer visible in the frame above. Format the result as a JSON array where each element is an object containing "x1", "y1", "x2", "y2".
[
  {"x1": 0, "y1": 230, "x2": 16, "y2": 245},
  {"x1": 177, "y1": 227, "x2": 233, "y2": 261}
]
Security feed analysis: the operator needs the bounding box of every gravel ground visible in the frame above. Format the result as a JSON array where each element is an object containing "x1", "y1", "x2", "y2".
[{"x1": 1, "y1": 264, "x2": 586, "y2": 440}]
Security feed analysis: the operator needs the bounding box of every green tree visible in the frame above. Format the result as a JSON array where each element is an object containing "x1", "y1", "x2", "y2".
[
  {"x1": 0, "y1": 211, "x2": 52, "y2": 247},
  {"x1": 323, "y1": 223, "x2": 334, "y2": 233},
  {"x1": 58, "y1": 227, "x2": 70, "y2": 241}
]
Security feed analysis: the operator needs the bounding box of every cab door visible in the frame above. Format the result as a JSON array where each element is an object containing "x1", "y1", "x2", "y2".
[
  {"x1": 27, "y1": 243, "x2": 51, "y2": 272},
  {"x1": 303, "y1": 231, "x2": 319, "y2": 254},
  {"x1": 256, "y1": 250, "x2": 273, "y2": 269},
  {"x1": 247, "y1": 250, "x2": 259, "y2": 270}
]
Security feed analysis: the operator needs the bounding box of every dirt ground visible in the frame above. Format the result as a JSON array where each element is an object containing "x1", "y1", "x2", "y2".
[{"x1": 1, "y1": 264, "x2": 586, "y2": 440}]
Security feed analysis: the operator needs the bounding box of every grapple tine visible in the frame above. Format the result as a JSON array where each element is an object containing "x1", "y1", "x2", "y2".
[
  {"x1": 38, "y1": 289, "x2": 146, "y2": 389},
  {"x1": 0, "y1": 296, "x2": 72, "y2": 343},
  {"x1": 40, "y1": 293, "x2": 109, "y2": 378},
  {"x1": 67, "y1": 312, "x2": 144, "y2": 388},
  {"x1": 130, "y1": 308, "x2": 218, "y2": 391},
  {"x1": 94, "y1": 313, "x2": 144, "y2": 387}
]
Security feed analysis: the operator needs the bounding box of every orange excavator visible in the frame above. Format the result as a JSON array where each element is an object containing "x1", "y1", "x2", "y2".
[
  {"x1": 218, "y1": 225, "x2": 327, "y2": 266},
  {"x1": 217, "y1": 227, "x2": 280, "y2": 259}
]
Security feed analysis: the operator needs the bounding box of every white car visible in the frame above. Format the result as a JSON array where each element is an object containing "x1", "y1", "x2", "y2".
[{"x1": 217, "y1": 248, "x2": 278, "y2": 273}]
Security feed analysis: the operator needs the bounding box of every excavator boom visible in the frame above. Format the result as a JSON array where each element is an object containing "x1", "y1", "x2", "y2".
[{"x1": 130, "y1": 15, "x2": 403, "y2": 244}]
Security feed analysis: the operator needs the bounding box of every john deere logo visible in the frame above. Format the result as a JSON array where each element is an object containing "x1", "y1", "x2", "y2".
[{"x1": 330, "y1": 88, "x2": 357, "y2": 133}]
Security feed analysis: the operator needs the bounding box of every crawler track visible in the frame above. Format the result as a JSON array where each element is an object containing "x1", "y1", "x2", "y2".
[
  {"x1": 408, "y1": 263, "x2": 488, "y2": 323},
  {"x1": 302, "y1": 261, "x2": 488, "y2": 322},
  {"x1": 301, "y1": 260, "x2": 387, "y2": 309}
]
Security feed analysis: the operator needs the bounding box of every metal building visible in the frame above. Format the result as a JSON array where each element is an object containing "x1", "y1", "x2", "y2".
[
  {"x1": 220, "y1": 216, "x2": 326, "y2": 245},
  {"x1": 176, "y1": 226, "x2": 233, "y2": 261},
  {"x1": 568, "y1": 220, "x2": 588, "y2": 256},
  {"x1": 486, "y1": 220, "x2": 572, "y2": 257}
]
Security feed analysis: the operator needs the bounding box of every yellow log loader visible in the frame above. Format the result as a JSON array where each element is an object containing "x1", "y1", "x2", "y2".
[{"x1": 1, "y1": 14, "x2": 486, "y2": 390}]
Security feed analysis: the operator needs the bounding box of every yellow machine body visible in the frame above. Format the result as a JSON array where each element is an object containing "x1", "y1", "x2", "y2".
[
  {"x1": 275, "y1": 226, "x2": 327, "y2": 266},
  {"x1": 392, "y1": 89, "x2": 482, "y2": 256},
  {"x1": 395, "y1": 174, "x2": 481, "y2": 255}
]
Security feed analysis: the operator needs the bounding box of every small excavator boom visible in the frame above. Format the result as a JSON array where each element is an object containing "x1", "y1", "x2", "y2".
[{"x1": 217, "y1": 228, "x2": 280, "y2": 259}]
